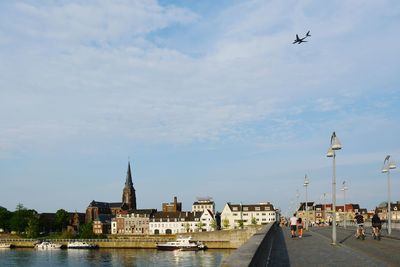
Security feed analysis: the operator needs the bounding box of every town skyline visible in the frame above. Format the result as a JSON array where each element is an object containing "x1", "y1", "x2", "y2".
[{"x1": 1, "y1": 1, "x2": 399, "y2": 214}]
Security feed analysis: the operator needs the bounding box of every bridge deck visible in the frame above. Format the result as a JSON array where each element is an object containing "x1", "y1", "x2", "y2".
[{"x1": 268, "y1": 226, "x2": 400, "y2": 266}]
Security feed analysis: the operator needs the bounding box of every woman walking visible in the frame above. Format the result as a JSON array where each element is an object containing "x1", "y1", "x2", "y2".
[{"x1": 297, "y1": 217, "x2": 303, "y2": 238}]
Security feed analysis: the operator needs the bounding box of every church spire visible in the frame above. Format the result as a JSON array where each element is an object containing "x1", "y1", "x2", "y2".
[
  {"x1": 125, "y1": 161, "x2": 133, "y2": 187},
  {"x1": 122, "y1": 161, "x2": 136, "y2": 210}
]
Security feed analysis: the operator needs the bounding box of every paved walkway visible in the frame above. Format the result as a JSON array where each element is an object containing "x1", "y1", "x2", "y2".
[{"x1": 268, "y1": 226, "x2": 393, "y2": 266}]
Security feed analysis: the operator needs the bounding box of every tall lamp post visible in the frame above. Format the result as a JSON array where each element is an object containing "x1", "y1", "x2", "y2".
[
  {"x1": 341, "y1": 181, "x2": 348, "y2": 229},
  {"x1": 304, "y1": 175, "x2": 310, "y2": 231},
  {"x1": 296, "y1": 189, "x2": 300, "y2": 214},
  {"x1": 327, "y1": 131, "x2": 342, "y2": 245},
  {"x1": 382, "y1": 155, "x2": 396, "y2": 236}
]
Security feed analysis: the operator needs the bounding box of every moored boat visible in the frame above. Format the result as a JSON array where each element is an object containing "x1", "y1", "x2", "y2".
[
  {"x1": 36, "y1": 241, "x2": 62, "y2": 249},
  {"x1": 0, "y1": 243, "x2": 11, "y2": 249},
  {"x1": 156, "y1": 236, "x2": 205, "y2": 251},
  {"x1": 67, "y1": 241, "x2": 97, "y2": 249}
]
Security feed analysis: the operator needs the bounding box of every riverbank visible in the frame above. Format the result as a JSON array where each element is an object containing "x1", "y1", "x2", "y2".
[{"x1": 0, "y1": 225, "x2": 264, "y2": 249}]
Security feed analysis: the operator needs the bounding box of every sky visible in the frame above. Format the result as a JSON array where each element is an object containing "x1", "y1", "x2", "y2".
[{"x1": 0, "y1": 0, "x2": 399, "y2": 215}]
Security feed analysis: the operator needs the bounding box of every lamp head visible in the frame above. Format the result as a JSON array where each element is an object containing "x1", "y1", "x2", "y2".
[
  {"x1": 330, "y1": 131, "x2": 342, "y2": 150},
  {"x1": 326, "y1": 147, "x2": 334, "y2": 157}
]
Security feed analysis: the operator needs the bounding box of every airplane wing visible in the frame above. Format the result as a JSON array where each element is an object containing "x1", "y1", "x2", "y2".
[
  {"x1": 296, "y1": 34, "x2": 300, "y2": 40},
  {"x1": 306, "y1": 31, "x2": 311, "y2": 36}
]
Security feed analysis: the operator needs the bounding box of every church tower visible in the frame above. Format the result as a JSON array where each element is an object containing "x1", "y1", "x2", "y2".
[{"x1": 122, "y1": 161, "x2": 137, "y2": 210}]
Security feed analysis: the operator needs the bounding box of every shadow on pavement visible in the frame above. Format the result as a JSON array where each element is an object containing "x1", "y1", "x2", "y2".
[{"x1": 267, "y1": 226, "x2": 290, "y2": 266}]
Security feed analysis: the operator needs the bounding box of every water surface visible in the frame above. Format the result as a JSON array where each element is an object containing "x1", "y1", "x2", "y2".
[{"x1": 0, "y1": 248, "x2": 233, "y2": 267}]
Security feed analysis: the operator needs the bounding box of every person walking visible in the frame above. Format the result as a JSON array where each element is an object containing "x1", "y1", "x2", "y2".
[
  {"x1": 297, "y1": 217, "x2": 303, "y2": 238},
  {"x1": 354, "y1": 212, "x2": 365, "y2": 239},
  {"x1": 290, "y1": 213, "x2": 298, "y2": 238},
  {"x1": 371, "y1": 211, "x2": 382, "y2": 240}
]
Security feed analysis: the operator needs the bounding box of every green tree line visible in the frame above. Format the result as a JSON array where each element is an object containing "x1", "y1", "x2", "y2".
[{"x1": 0, "y1": 204, "x2": 97, "y2": 239}]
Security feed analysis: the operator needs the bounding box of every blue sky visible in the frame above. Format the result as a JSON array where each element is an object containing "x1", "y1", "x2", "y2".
[{"x1": 0, "y1": 0, "x2": 399, "y2": 215}]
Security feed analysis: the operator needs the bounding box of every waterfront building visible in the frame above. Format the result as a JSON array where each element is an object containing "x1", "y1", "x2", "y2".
[
  {"x1": 162, "y1": 196, "x2": 182, "y2": 212},
  {"x1": 111, "y1": 209, "x2": 157, "y2": 235},
  {"x1": 192, "y1": 197, "x2": 215, "y2": 214},
  {"x1": 300, "y1": 203, "x2": 362, "y2": 224},
  {"x1": 85, "y1": 162, "x2": 137, "y2": 223},
  {"x1": 149, "y1": 211, "x2": 212, "y2": 234},
  {"x1": 93, "y1": 214, "x2": 112, "y2": 234},
  {"x1": 220, "y1": 202, "x2": 276, "y2": 230},
  {"x1": 376, "y1": 201, "x2": 400, "y2": 222},
  {"x1": 199, "y1": 209, "x2": 215, "y2": 231}
]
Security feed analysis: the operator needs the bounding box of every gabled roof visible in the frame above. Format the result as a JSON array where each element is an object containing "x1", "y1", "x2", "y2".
[
  {"x1": 131, "y1": 209, "x2": 157, "y2": 215},
  {"x1": 193, "y1": 201, "x2": 215, "y2": 205},
  {"x1": 298, "y1": 202, "x2": 314, "y2": 211},
  {"x1": 227, "y1": 202, "x2": 275, "y2": 212},
  {"x1": 151, "y1": 211, "x2": 202, "y2": 222}
]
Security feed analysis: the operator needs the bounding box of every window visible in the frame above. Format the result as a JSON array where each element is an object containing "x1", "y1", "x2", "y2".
[
  {"x1": 243, "y1": 207, "x2": 248, "y2": 211},
  {"x1": 233, "y1": 207, "x2": 238, "y2": 211},
  {"x1": 255, "y1": 207, "x2": 260, "y2": 211}
]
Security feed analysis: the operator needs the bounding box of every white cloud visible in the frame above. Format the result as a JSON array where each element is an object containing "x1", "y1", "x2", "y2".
[{"x1": 0, "y1": 0, "x2": 399, "y2": 154}]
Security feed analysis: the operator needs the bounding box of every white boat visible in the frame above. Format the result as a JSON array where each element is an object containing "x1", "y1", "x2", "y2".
[
  {"x1": 36, "y1": 241, "x2": 62, "y2": 249},
  {"x1": 67, "y1": 241, "x2": 97, "y2": 249},
  {"x1": 156, "y1": 236, "x2": 206, "y2": 251},
  {"x1": 0, "y1": 243, "x2": 11, "y2": 248}
]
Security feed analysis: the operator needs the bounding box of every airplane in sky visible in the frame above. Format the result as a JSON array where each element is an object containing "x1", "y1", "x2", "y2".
[{"x1": 293, "y1": 31, "x2": 311, "y2": 44}]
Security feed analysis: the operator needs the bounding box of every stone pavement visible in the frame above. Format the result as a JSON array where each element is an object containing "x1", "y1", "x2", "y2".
[{"x1": 267, "y1": 226, "x2": 390, "y2": 267}]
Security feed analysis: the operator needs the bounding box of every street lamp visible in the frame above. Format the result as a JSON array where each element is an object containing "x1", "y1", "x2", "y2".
[
  {"x1": 327, "y1": 131, "x2": 342, "y2": 245},
  {"x1": 341, "y1": 181, "x2": 348, "y2": 229},
  {"x1": 304, "y1": 174, "x2": 310, "y2": 230},
  {"x1": 296, "y1": 189, "x2": 300, "y2": 214},
  {"x1": 382, "y1": 155, "x2": 396, "y2": 236}
]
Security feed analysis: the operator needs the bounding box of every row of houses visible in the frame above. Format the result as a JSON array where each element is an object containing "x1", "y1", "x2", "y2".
[
  {"x1": 93, "y1": 198, "x2": 277, "y2": 235},
  {"x1": 295, "y1": 201, "x2": 400, "y2": 224}
]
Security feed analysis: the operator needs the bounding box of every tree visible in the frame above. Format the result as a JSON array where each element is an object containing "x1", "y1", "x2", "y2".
[
  {"x1": 9, "y1": 204, "x2": 38, "y2": 235},
  {"x1": 222, "y1": 218, "x2": 230, "y2": 229},
  {"x1": 196, "y1": 222, "x2": 204, "y2": 232},
  {"x1": 251, "y1": 217, "x2": 258, "y2": 225},
  {"x1": 237, "y1": 220, "x2": 244, "y2": 229},
  {"x1": 210, "y1": 219, "x2": 218, "y2": 231},
  {"x1": 55, "y1": 209, "x2": 70, "y2": 232},
  {"x1": 184, "y1": 223, "x2": 191, "y2": 233},
  {"x1": 0, "y1": 206, "x2": 13, "y2": 232},
  {"x1": 26, "y1": 215, "x2": 40, "y2": 238},
  {"x1": 79, "y1": 222, "x2": 94, "y2": 239}
]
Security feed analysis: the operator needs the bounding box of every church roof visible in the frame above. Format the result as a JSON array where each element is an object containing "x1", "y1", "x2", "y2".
[
  {"x1": 125, "y1": 161, "x2": 133, "y2": 187},
  {"x1": 88, "y1": 201, "x2": 123, "y2": 208}
]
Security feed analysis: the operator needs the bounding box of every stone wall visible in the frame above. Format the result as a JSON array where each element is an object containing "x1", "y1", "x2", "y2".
[
  {"x1": 1, "y1": 225, "x2": 264, "y2": 249},
  {"x1": 220, "y1": 222, "x2": 277, "y2": 266}
]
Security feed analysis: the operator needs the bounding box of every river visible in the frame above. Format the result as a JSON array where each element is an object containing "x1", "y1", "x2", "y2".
[{"x1": 0, "y1": 248, "x2": 233, "y2": 266}]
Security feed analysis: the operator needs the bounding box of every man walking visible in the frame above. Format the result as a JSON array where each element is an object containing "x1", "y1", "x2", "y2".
[{"x1": 290, "y1": 213, "x2": 298, "y2": 238}]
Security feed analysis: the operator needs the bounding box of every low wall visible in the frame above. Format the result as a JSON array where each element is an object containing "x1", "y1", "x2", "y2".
[
  {"x1": 220, "y1": 222, "x2": 277, "y2": 267},
  {"x1": 179, "y1": 225, "x2": 264, "y2": 249},
  {"x1": 1, "y1": 226, "x2": 263, "y2": 249}
]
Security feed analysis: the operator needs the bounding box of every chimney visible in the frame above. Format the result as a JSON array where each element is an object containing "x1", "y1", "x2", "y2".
[{"x1": 174, "y1": 196, "x2": 177, "y2": 203}]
